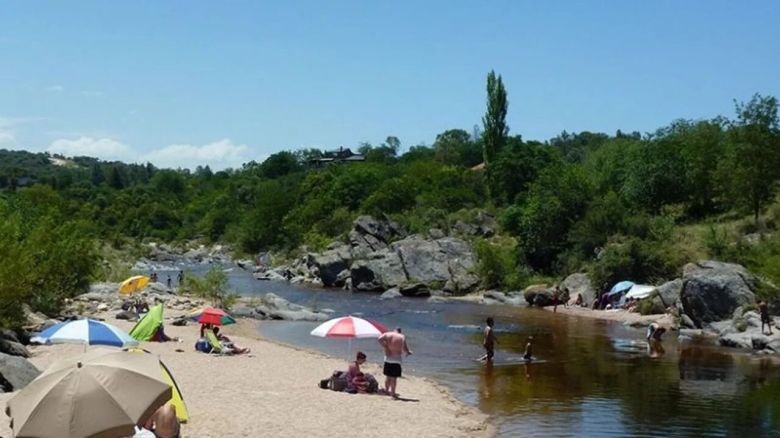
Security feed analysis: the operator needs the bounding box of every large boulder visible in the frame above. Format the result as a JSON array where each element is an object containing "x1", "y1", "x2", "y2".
[
  {"x1": 656, "y1": 279, "x2": 683, "y2": 308},
  {"x1": 312, "y1": 244, "x2": 352, "y2": 287},
  {"x1": 0, "y1": 352, "x2": 40, "y2": 392},
  {"x1": 350, "y1": 250, "x2": 408, "y2": 291},
  {"x1": 680, "y1": 261, "x2": 757, "y2": 328},
  {"x1": 524, "y1": 284, "x2": 553, "y2": 307},
  {"x1": 253, "y1": 293, "x2": 329, "y2": 321},
  {"x1": 392, "y1": 237, "x2": 451, "y2": 284},
  {"x1": 438, "y1": 237, "x2": 479, "y2": 293},
  {"x1": 560, "y1": 273, "x2": 595, "y2": 305}
]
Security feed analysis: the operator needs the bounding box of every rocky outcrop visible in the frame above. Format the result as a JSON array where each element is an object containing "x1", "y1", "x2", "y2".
[
  {"x1": 656, "y1": 279, "x2": 683, "y2": 308},
  {"x1": 283, "y1": 216, "x2": 480, "y2": 295},
  {"x1": 680, "y1": 261, "x2": 757, "y2": 328},
  {"x1": 560, "y1": 273, "x2": 595, "y2": 305},
  {"x1": 312, "y1": 244, "x2": 351, "y2": 287},
  {"x1": 524, "y1": 284, "x2": 553, "y2": 307},
  {"x1": 248, "y1": 293, "x2": 329, "y2": 321},
  {"x1": 0, "y1": 352, "x2": 40, "y2": 392}
]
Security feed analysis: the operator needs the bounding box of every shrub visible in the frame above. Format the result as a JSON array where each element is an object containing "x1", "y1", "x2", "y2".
[
  {"x1": 590, "y1": 237, "x2": 682, "y2": 294},
  {"x1": 474, "y1": 237, "x2": 526, "y2": 290},
  {"x1": 184, "y1": 266, "x2": 239, "y2": 309}
]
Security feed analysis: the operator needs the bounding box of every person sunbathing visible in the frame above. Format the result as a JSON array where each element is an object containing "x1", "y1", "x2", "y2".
[{"x1": 212, "y1": 326, "x2": 250, "y2": 354}]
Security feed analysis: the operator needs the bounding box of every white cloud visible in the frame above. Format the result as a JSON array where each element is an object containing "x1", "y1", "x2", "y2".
[
  {"x1": 0, "y1": 129, "x2": 15, "y2": 147},
  {"x1": 46, "y1": 85, "x2": 65, "y2": 92},
  {"x1": 47, "y1": 137, "x2": 134, "y2": 161},
  {"x1": 143, "y1": 139, "x2": 250, "y2": 170}
]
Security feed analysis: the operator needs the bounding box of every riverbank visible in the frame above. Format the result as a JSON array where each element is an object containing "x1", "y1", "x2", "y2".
[
  {"x1": 541, "y1": 304, "x2": 677, "y2": 327},
  {"x1": 0, "y1": 312, "x2": 493, "y2": 438}
]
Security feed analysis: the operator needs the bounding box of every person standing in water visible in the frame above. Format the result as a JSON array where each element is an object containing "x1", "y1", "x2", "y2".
[
  {"x1": 522, "y1": 336, "x2": 534, "y2": 361},
  {"x1": 478, "y1": 317, "x2": 498, "y2": 362}
]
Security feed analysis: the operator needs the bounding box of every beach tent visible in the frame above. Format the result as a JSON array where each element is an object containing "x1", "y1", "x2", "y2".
[
  {"x1": 129, "y1": 304, "x2": 166, "y2": 342},
  {"x1": 625, "y1": 284, "x2": 656, "y2": 300},
  {"x1": 126, "y1": 347, "x2": 189, "y2": 423}
]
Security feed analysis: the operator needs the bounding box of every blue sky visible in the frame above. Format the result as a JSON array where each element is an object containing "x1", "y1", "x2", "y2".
[{"x1": 1, "y1": 1, "x2": 778, "y2": 169}]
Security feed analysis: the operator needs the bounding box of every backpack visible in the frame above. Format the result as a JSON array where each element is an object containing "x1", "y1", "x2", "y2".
[{"x1": 329, "y1": 371, "x2": 348, "y2": 392}]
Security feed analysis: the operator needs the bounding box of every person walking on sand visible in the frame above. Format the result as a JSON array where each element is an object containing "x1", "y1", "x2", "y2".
[
  {"x1": 177, "y1": 270, "x2": 184, "y2": 286},
  {"x1": 166, "y1": 275, "x2": 172, "y2": 289},
  {"x1": 478, "y1": 317, "x2": 498, "y2": 362},
  {"x1": 759, "y1": 300, "x2": 773, "y2": 335},
  {"x1": 377, "y1": 327, "x2": 412, "y2": 398}
]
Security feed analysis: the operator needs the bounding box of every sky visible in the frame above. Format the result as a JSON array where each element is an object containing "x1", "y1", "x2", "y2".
[{"x1": 1, "y1": 1, "x2": 779, "y2": 170}]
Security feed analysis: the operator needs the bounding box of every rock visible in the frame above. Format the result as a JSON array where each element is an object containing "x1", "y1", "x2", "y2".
[
  {"x1": 353, "y1": 215, "x2": 403, "y2": 244},
  {"x1": 656, "y1": 279, "x2": 683, "y2": 308},
  {"x1": 89, "y1": 282, "x2": 120, "y2": 295},
  {"x1": 115, "y1": 310, "x2": 139, "y2": 321},
  {"x1": 231, "y1": 307, "x2": 257, "y2": 318},
  {"x1": 0, "y1": 352, "x2": 40, "y2": 392},
  {"x1": 680, "y1": 260, "x2": 757, "y2": 328},
  {"x1": 524, "y1": 284, "x2": 552, "y2": 307},
  {"x1": 392, "y1": 237, "x2": 451, "y2": 284},
  {"x1": 428, "y1": 228, "x2": 445, "y2": 239},
  {"x1": 751, "y1": 334, "x2": 770, "y2": 350},
  {"x1": 744, "y1": 311, "x2": 762, "y2": 328},
  {"x1": 719, "y1": 333, "x2": 752, "y2": 349},
  {"x1": 253, "y1": 293, "x2": 329, "y2": 321},
  {"x1": 680, "y1": 313, "x2": 696, "y2": 329},
  {"x1": 22, "y1": 306, "x2": 51, "y2": 332},
  {"x1": 312, "y1": 244, "x2": 352, "y2": 287},
  {"x1": 560, "y1": 273, "x2": 595, "y2": 305},
  {"x1": 679, "y1": 329, "x2": 705, "y2": 338},
  {"x1": 0, "y1": 339, "x2": 30, "y2": 358},
  {"x1": 97, "y1": 303, "x2": 109, "y2": 311},
  {"x1": 768, "y1": 339, "x2": 780, "y2": 352},
  {"x1": 399, "y1": 283, "x2": 431, "y2": 298},
  {"x1": 380, "y1": 288, "x2": 402, "y2": 300},
  {"x1": 350, "y1": 250, "x2": 407, "y2": 291}
]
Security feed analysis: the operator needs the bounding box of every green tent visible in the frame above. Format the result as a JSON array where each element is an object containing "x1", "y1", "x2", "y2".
[{"x1": 129, "y1": 304, "x2": 164, "y2": 342}]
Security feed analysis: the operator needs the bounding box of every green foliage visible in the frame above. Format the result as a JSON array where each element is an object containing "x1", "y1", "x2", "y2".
[
  {"x1": 184, "y1": 266, "x2": 239, "y2": 309},
  {"x1": 482, "y1": 70, "x2": 508, "y2": 166},
  {"x1": 474, "y1": 238, "x2": 526, "y2": 290},
  {"x1": 0, "y1": 190, "x2": 97, "y2": 327},
  {"x1": 590, "y1": 236, "x2": 683, "y2": 294}
]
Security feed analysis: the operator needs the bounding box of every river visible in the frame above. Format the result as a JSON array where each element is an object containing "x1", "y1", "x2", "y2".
[{"x1": 162, "y1": 264, "x2": 780, "y2": 437}]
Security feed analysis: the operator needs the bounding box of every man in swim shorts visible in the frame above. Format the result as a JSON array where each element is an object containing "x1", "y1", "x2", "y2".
[{"x1": 377, "y1": 327, "x2": 412, "y2": 398}]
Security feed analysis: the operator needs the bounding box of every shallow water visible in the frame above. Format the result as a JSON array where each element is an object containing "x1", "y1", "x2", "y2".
[{"x1": 163, "y1": 264, "x2": 780, "y2": 436}]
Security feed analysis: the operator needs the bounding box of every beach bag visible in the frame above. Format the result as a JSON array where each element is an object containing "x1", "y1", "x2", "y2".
[
  {"x1": 329, "y1": 371, "x2": 348, "y2": 392},
  {"x1": 195, "y1": 338, "x2": 211, "y2": 353},
  {"x1": 364, "y1": 373, "x2": 379, "y2": 393}
]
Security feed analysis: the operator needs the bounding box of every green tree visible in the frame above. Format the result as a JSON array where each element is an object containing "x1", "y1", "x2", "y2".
[
  {"x1": 433, "y1": 129, "x2": 471, "y2": 165},
  {"x1": 481, "y1": 70, "x2": 508, "y2": 167},
  {"x1": 721, "y1": 94, "x2": 780, "y2": 224}
]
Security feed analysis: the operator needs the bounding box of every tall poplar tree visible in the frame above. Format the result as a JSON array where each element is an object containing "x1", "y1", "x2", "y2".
[{"x1": 481, "y1": 70, "x2": 508, "y2": 166}]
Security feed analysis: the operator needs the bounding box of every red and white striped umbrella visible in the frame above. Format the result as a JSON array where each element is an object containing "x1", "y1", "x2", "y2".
[{"x1": 310, "y1": 316, "x2": 389, "y2": 339}]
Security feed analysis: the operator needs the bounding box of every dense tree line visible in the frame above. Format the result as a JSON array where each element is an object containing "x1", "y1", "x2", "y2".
[{"x1": 2, "y1": 74, "x2": 779, "y2": 326}]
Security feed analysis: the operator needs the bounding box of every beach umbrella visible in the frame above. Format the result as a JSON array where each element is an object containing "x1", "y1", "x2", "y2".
[
  {"x1": 190, "y1": 307, "x2": 236, "y2": 326},
  {"x1": 7, "y1": 348, "x2": 171, "y2": 438},
  {"x1": 608, "y1": 280, "x2": 635, "y2": 297},
  {"x1": 310, "y1": 315, "x2": 389, "y2": 359},
  {"x1": 31, "y1": 318, "x2": 138, "y2": 348},
  {"x1": 119, "y1": 275, "x2": 150, "y2": 295}
]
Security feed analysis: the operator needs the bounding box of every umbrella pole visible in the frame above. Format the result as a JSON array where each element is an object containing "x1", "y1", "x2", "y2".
[{"x1": 347, "y1": 338, "x2": 352, "y2": 361}]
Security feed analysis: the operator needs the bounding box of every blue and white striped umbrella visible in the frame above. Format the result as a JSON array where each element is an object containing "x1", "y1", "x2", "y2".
[{"x1": 31, "y1": 319, "x2": 139, "y2": 348}]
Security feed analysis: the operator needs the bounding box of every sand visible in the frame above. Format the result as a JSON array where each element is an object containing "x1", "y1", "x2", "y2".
[
  {"x1": 542, "y1": 305, "x2": 677, "y2": 327},
  {"x1": 0, "y1": 314, "x2": 493, "y2": 438}
]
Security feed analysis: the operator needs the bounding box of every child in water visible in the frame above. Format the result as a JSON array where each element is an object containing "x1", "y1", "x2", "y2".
[{"x1": 523, "y1": 336, "x2": 533, "y2": 361}]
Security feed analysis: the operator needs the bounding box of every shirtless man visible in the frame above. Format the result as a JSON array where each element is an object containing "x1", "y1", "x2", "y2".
[
  {"x1": 377, "y1": 327, "x2": 412, "y2": 398},
  {"x1": 144, "y1": 403, "x2": 180, "y2": 438}
]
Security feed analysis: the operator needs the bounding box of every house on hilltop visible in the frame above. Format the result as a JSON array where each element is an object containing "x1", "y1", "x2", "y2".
[{"x1": 309, "y1": 147, "x2": 366, "y2": 166}]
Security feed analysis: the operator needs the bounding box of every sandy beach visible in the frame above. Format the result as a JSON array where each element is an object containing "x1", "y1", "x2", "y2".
[{"x1": 0, "y1": 314, "x2": 493, "y2": 438}]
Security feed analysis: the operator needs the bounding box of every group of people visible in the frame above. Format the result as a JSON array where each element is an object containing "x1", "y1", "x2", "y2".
[
  {"x1": 149, "y1": 270, "x2": 185, "y2": 289},
  {"x1": 478, "y1": 317, "x2": 533, "y2": 363}
]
